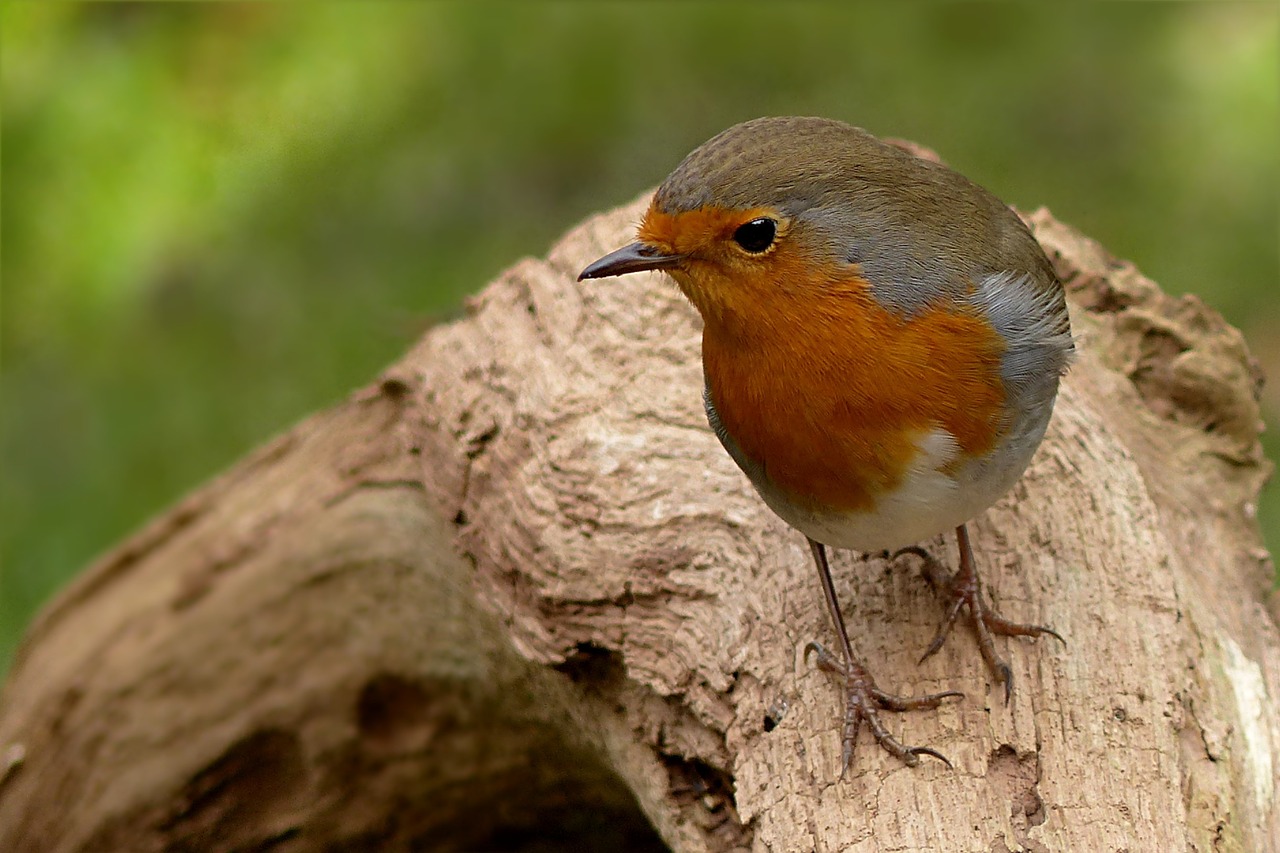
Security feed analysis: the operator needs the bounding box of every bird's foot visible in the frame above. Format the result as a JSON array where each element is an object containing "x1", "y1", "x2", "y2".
[
  {"x1": 804, "y1": 641, "x2": 962, "y2": 776},
  {"x1": 893, "y1": 529, "x2": 1065, "y2": 704}
]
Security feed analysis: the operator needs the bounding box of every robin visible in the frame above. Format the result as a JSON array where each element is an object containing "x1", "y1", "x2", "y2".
[{"x1": 579, "y1": 116, "x2": 1073, "y2": 773}]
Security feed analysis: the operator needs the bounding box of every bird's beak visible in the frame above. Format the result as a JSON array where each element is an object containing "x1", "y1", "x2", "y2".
[{"x1": 578, "y1": 242, "x2": 685, "y2": 281}]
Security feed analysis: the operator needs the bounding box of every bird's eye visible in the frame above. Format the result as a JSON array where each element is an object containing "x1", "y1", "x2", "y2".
[{"x1": 732, "y1": 218, "x2": 777, "y2": 253}]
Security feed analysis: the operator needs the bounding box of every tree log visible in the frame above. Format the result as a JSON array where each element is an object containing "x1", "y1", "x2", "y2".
[{"x1": 1, "y1": 191, "x2": 1277, "y2": 852}]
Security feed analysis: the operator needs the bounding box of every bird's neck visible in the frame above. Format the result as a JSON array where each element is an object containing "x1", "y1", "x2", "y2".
[{"x1": 696, "y1": 279, "x2": 881, "y2": 365}]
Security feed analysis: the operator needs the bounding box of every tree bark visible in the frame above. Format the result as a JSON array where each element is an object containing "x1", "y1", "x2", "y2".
[{"x1": 1, "y1": 192, "x2": 1277, "y2": 852}]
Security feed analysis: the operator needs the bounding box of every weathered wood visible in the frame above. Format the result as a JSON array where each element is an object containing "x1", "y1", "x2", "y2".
[{"x1": 1, "y1": 192, "x2": 1276, "y2": 852}]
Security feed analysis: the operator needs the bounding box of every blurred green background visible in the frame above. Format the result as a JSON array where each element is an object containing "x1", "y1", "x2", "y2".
[{"x1": 2, "y1": 2, "x2": 1277, "y2": 673}]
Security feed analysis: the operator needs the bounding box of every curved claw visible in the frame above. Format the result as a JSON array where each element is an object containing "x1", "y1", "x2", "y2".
[
  {"x1": 802, "y1": 640, "x2": 824, "y2": 663},
  {"x1": 890, "y1": 545, "x2": 933, "y2": 565},
  {"x1": 918, "y1": 591, "x2": 967, "y2": 664},
  {"x1": 804, "y1": 641, "x2": 843, "y2": 674},
  {"x1": 1042, "y1": 626, "x2": 1068, "y2": 648},
  {"x1": 908, "y1": 746, "x2": 954, "y2": 769}
]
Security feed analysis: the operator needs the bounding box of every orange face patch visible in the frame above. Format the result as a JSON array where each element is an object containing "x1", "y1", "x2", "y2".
[
  {"x1": 639, "y1": 205, "x2": 780, "y2": 255},
  {"x1": 637, "y1": 203, "x2": 797, "y2": 325}
]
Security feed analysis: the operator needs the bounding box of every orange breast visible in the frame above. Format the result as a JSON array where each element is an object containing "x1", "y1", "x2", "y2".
[{"x1": 701, "y1": 261, "x2": 1008, "y2": 513}]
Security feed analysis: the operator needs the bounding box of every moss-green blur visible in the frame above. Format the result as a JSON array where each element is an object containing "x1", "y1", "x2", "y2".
[{"x1": 3, "y1": 2, "x2": 1278, "y2": 671}]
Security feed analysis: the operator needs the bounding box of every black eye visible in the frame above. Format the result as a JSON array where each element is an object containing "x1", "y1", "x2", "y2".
[{"x1": 732, "y1": 218, "x2": 777, "y2": 253}]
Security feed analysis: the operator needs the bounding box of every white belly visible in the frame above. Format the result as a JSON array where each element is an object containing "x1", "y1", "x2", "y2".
[{"x1": 745, "y1": 407, "x2": 1055, "y2": 552}]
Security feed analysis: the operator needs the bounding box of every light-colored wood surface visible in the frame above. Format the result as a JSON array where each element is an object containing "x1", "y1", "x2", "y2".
[{"x1": 1, "y1": 195, "x2": 1276, "y2": 852}]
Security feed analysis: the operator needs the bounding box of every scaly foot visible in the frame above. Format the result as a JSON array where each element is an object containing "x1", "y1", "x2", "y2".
[
  {"x1": 804, "y1": 641, "x2": 962, "y2": 775},
  {"x1": 894, "y1": 524, "x2": 1065, "y2": 703}
]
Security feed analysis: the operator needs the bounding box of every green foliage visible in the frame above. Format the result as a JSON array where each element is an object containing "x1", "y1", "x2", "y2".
[{"x1": 3, "y1": 2, "x2": 1277, "y2": 671}]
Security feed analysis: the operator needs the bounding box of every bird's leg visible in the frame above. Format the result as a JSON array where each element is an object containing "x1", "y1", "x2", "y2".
[
  {"x1": 895, "y1": 524, "x2": 1065, "y2": 703},
  {"x1": 804, "y1": 537, "x2": 961, "y2": 775}
]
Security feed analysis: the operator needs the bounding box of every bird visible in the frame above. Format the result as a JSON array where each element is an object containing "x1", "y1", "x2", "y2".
[{"x1": 579, "y1": 116, "x2": 1073, "y2": 774}]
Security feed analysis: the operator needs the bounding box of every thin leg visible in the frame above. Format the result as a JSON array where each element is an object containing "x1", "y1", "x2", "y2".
[
  {"x1": 895, "y1": 524, "x2": 1065, "y2": 703},
  {"x1": 804, "y1": 537, "x2": 962, "y2": 775}
]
